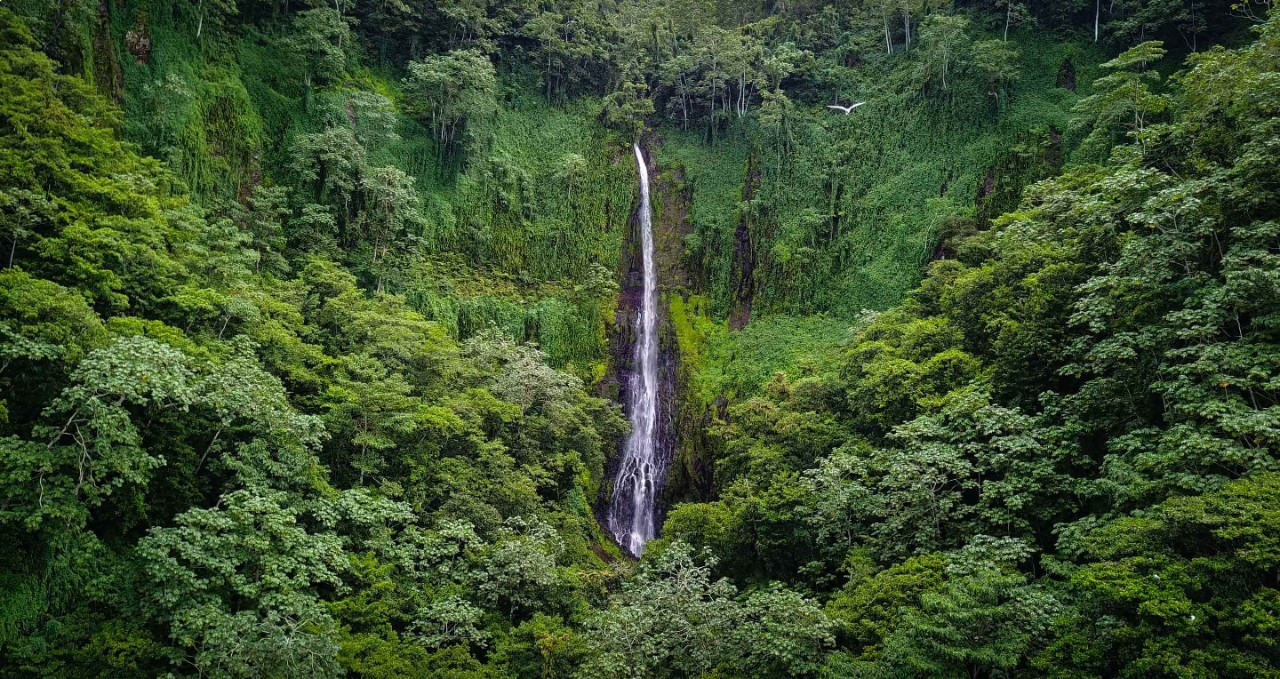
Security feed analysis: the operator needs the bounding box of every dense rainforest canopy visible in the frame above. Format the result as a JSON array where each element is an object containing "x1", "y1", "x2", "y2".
[{"x1": 1, "y1": 0, "x2": 1278, "y2": 676}]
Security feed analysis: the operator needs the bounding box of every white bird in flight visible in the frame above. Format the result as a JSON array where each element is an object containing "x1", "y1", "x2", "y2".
[{"x1": 827, "y1": 102, "x2": 866, "y2": 114}]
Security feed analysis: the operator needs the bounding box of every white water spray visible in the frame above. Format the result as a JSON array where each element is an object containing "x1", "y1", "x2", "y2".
[{"x1": 607, "y1": 142, "x2": 663, "y2": 557}]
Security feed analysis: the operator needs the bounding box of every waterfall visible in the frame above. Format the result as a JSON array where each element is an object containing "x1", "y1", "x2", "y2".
[{"x1": 607, "y1": 142, "x2": 664, "y2": 557}]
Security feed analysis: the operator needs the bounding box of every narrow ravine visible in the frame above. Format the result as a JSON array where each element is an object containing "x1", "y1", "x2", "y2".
[{"x1": 606, "y1": 142, "x2": 664, "y2": 557}]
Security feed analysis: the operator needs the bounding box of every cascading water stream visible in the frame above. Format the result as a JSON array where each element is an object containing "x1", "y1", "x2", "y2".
[{"x1": 607, "y1": 142, "x2": 663, "y2": 557}]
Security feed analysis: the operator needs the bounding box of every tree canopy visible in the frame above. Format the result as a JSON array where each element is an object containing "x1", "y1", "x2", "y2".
[{"x1": 1, "y1": 0, "x2": 1278, "y2": 677}]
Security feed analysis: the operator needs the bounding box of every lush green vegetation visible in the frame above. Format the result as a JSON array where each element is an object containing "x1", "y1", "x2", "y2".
[
  {"x1": 659, "y1": 13, "x2": 1280, "y2": 677},
  {"x1": 2, "y1": 0, "x2": 1278, "y2": 676}
]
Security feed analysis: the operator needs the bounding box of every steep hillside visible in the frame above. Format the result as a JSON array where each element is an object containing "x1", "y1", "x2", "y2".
[{"x1": 2, "y1": 0, "x2": 1276, "y2": 677}]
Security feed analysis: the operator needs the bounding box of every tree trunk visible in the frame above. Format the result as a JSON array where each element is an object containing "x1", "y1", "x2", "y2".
[{"x1": 1191, "y1": 1, "x2": 1198, "y2": 51}]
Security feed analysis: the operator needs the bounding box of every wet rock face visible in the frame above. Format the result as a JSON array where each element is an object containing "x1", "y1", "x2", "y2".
[
  {"x1": 125, "y1": 26, "x2": 151, "y2": 64},
  {"x1": 1046, "y1": 126, "x2": 1065, "y2": 173},
  {"x1": 729, "y1": 155, "x2": 760, "y2": 331},
  {"x1": 123, "y1": 9, "x2": 152, "y2": 65},
  {"x1": 729, "y1": 222, "x2": 755, "y2": 331},
  {"x1": 979, "y1": 168, "x2": 997, "y2": 201},
  {"x1": 601, "y1": 144, "x2": 680, "y2": 557},
  {"x1": 598, "y1": 135, "x2": 714, "y2": 547},
  {"x1": 92, "y1": 0, "x2": 124, "y2": 100},
  {"x1": 599, "y1": 315, "x2": 679, "y2": 552},
  {"x1": 1058, "y1": 58, "x2": 1077, "y2": 92}
]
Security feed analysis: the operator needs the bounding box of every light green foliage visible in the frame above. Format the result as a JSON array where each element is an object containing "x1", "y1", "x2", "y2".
[
  {"x1": 798, "y1": 388, "x2": 1069, "y2": 565},
  {"x1": 0, "y1": 329, "x2": 329, "y2": 535},
  {"x1": 1072, "y1": 40, "x2": 1169, "y2": 154},
  {"x1": 0, "y1": 270, "x2": 107, "y2": 370},
  {"x1": 580, "y1": 542, "x2": 833, "y2": 678},
  {"x1": 410, "y1": 595, "x2": 488, "y2": 650},
  {"x1": 843, "y1": 314, "x2": 981, "y2": 437},
  {"x1": 291, "y1": 126, "x2": 368, "y2": 219},
  {"x1": 487, "y1": 613, "x2": 589, "y2": 679},
  {"x1": 475, "y1": 517, "x2": 565, "y2": 617},
  {"x1": 323, "y1": 352, "x2": 421, "y2": 484},
  {"x1": 972, "y1": 38, "x2": 1021, "y2": 101},
  {"x1": 703, "y1": 314, "x2": 852, "y2": 402},
  {"x1": 404, "y1": 49, "x2": 497, "y2": 160},
  {"x1": 916, "y1": 14, "x2": 974, "y2": 92},
  {"x1": 361, "y1": 165, "x2": 424, "y2": 286},
  {"x1": 1, "y1": 337, "x2": 196, "y2": 529},
  {"x1": 138, "y1": 489, "x2": 348, "y2": 678},
  {"x1": 825, "y1": 552, "x2": 947, "y2": 660},
  {"x1": 1, "y1": 2, "x2": 1278, "y2": 678},
  {"x1": 601, "y1": 80, "x2": 655, "y2": 139}
]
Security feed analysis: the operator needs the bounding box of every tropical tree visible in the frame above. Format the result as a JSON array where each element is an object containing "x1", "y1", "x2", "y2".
[
  {"x1": 916, "y1": 14, "x2": 972, "y2": 92},
  {"x1": 285, "y1": 9, "x2": 352, "y2": 92},
  {"x1": 138, "y1": 490, "x2": 347, "y2": 678},
  {"x1": 1072, "y1": 41, "x2": 1169, "y2": 153},
  {"x1": 403, "y1": 49, "x2": 497, "y2": 160}
]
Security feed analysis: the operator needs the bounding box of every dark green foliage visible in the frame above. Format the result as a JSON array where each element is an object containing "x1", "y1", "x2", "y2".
[
  {"x1": 665, "y1": 9, "x2": 1280, "y2": 677},
  {"x1": 0, "y1": 9, "x2": 627, "y2": 674},
  {"x1": 1049, "y1": 473, "x2": 1280, "y2": 677},
  {"x1": 1, "y1": 0, "x2": 1277, "y2": 677}
]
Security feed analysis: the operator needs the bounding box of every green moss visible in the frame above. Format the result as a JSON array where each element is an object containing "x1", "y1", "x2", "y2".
[
  {"x1": 668, "y1": 293, "x2": 721, "y2": 402},
  {"x1": 705, "y1": 315, "x2": 853, "y2": 402}
]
